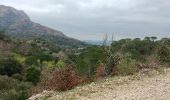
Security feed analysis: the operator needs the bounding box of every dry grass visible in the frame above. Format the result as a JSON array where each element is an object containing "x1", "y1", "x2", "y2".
[{"x1": 29, "y1": 66, "x2": 88, "y2": 96}]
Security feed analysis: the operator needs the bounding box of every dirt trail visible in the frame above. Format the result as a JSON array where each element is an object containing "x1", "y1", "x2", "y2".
[
  {"x1": 29, "y1": 69, "x2": 170, "y2": 100},
  {"x1": 79, "y1": 71, "x2": 170, "y2": 100}
]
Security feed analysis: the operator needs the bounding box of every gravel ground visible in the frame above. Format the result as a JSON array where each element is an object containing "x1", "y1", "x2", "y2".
[{"x1": 29, "y1": 68, "x2": 170, "y2": 100}]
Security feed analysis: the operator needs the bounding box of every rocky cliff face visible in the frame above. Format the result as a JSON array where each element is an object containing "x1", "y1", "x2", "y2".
[
  {"x1": 0, "y1": 5, "x2": 64, "y2": 36},
  {"x1": 0, "y1": 5, "x2": 84, "y2": 47}
]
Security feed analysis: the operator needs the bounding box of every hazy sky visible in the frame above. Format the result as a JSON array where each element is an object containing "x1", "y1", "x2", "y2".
[{"x1": 1, "y1": 0, "x2": 170, "y2": 40}]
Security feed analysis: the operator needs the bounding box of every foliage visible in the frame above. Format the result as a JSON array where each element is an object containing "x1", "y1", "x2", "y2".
[
  {"x1": 0, "y1": 58, "x2": 23, "y2": 76},
  {"x1": 156, "y1": 44, "x2": 170, "y2": 65},
  {"x1": 12, "y1": 53, "x2": 26, "y2": 63},
  {"x1": 25, "y1": 56, "x2": 39, "y2": 66},
  {"x1": 0, "y1": 75, "x2": 18, "y2": 90},
  {"x1": 56, "y1": 60, "x2": 66, "y2": 68},
  {"x1": 0, "y1": 30, "x2": 170, "y2": 99},
  {"x1": 116, "y1": 58, "x2": 139, "y2": 75},
  {"x1": 26, "y1": 67, "x2": 41, "y2": 85},
  {"x1": 111, "y1": 37, "x2": 158, "y2": 62},
  {"x1": 12, "y1": 74, "x2": 23, "y2": 81},
  {"x1": 30, "y1": 66, "x2": 87, "y2": 95},
  {"x1": 42, "y1": 61, "x2": 56, "y2": 69},
  {"x1": 45, "y1": 66, "x2": 83, "y2": 91},
  {"x1": 0, "y1": 31, "x2": 10, "y2": 41},
  {"x1": 96, "y1": 63, "x2": 105, "y2": 78},
  {"x1": 0, "y1": 75, "x2": 31, "y2": 100},
  {"x1": 75, "y1": 46, "x2": 106, "y2": 76}
]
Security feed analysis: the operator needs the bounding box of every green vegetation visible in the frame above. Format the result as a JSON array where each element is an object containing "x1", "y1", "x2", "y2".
[
  {"x1": 111, "y1": 38, "x2": 157, "y2": 62},
  {"x1": 0, "y1": 31, "x2": 169, "y2": 99},
  {"x1": 0, "y1": 75, "x2": 31, "y2": 100},
  {"x1": 75, "y1": 46, "x2": 106, "y2": 76},
  {"x1": 156, "y1": 44, "x2": 170, "y2": 65},
  {"x1": 26, "y1": 67, "x2": 41, "y2": 85},
  {"x1": 116, "y1": 58, "x2": 138, "y2": 75},
  {"x1": 0, "y1": 58, "x2": 23, "y2": 76}
]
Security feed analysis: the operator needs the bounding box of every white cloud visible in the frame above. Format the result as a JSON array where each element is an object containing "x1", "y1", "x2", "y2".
[{"x1": 0, "y1": 0, "x2": 170, "y2": 40}]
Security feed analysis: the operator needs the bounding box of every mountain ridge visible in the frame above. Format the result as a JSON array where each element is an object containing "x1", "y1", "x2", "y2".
[{"x1": 0, "y1": 5, "x2": 85, "y2": 47}]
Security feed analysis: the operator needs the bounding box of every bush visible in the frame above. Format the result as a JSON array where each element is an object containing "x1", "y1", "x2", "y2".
[
  {"x1": 25, "y1": 56, "x2": 39, "y2": 66},
  {"x1": 0, "y1": 89, "x2": 19, "y2": 100},
  {"x1": 0, "y1": 31, "x2": 9, "y2": 41},
  {"x1": 0, "y1": 58, "x2": 23, "y2": 76},
  {"x1": 44, "y1": 66, "x2": 85, "y2": 91},
  {"x1": 0, "y1": 76, "x2": 31, "y2": 100},
  {"x1": 96, "y1": 63, "x2": 105, "y2": 78},
  {"x1": 30, "y1": 66, "x2": 87, "y2": 95},
  {"x1": 116, "y1": 58, "x2": 139, "y2": 75},
  {"x1": 0, "y1": 75, "x2": 18, "y2": 90},
  {"x1": 12, "y1": 74, "x2": 23, "y2": 81},
  {"x1": 156, "y1": 44, "x2": 170, "y2": 65},
  {"x1": 111, "y1": 38, "x2": 158, "y2": 62},
  {"x1": 15, "y1": 82, "x2": 32, "y2": 100},
  {"x1": 0, "y1": 86, "x2": 31, "y2": 100},
  {"x1": 56, "y1": 60, "x2": 65, "y2": 68},
  {"x1": 76, "y1": 47, "x2": 106, "y2": 76},
  {"x1": 0, "y1": 88, "x2": 30, "y2": 100},
  {"x1": 26, "y1": 67, "x2": 41, "y2": 85}
]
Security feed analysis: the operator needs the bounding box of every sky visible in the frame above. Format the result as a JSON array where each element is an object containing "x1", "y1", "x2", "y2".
[{"x1": 0, "y1": 0, "x2": 170, "y2": 40}]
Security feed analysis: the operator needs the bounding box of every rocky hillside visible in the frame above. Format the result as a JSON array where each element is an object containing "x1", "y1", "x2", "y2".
[{"x1": 0, "y1": 5, "x2": 85, "y2": 48}]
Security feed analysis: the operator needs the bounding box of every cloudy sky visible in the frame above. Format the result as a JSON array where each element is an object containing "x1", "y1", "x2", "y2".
[{"x1": 1, "y1": 0, "x2": 170, "y2": 40}]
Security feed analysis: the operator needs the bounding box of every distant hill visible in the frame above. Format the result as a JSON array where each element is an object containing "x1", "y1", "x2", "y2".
[
  {"x1": 0, "y1": 5, "x2": 85, "y2": 48},
  {"x1": 84, "y1": 40, "x2": 112, "y2": 45}
]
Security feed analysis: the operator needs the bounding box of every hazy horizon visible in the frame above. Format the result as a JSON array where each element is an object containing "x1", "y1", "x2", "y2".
[{"x1": 1, "y1": 0, "x2": 170, "y2": 40}]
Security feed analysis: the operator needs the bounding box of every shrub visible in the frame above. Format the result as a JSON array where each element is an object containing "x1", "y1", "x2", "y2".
[
  {"x1": 75, "y1": 47, "x2": 106, "y2": 76},
  {"x1": 156, "y1": 44, "x2": 170, "y2": 65},
  {"x1": 111, "y1": 38, "x2": 158, "y2": 62},
  {"x1": 15, "y1": 82, "x2": 32, "y2": 100},
  {"x1": 42, "y1": 61, "x2": 56, "y2": 69},
  {"x1": 0, "y1": 89, "x2": 19, "y2": 100},
  {"x1": 44, "y1": 66, "x2": 85, "y2": 91},
  {"x1": 0, "y1": 75, "x2": 18, "y2": 90},
  {"x1": 25, "y1": 56, "x2": 39, "y2": 66},
  {"x1": 116, "y1": 58, "x2": 139, "y2": 75},
  {"x1": 30, "y1": 66, "x2": 87, "y2": 95},
  {"x1": 26, "y1": 67, "x2": 41, "y2": 85},
  {"x1": 0, "y1": 58, "x2": 23, "y2": 76},
  {"x1": 0, "y1": 31, "x2": 9, "y2": 41},
  {"x1": 56, "y1": 60, "x2": 65, "y2": 68},
  {"x1": 12, "y1": 74, "x2": 23, "y2": 81},
  {"x1": 0, "y1": 88, "x2": 30, "y2": 100},
  {"x1": 0, "y1": 76, "x2": 31, "y2": 100},
  {"x1": 96, "y1": 63, "x2": 105, "y2": 78}
]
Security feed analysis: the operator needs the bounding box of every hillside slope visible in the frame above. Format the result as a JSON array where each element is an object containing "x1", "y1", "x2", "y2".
[
  {"x1": 29, "y1": 68, "x2": 170, "y2": 100},
  {"x1": 0, "y1": 5, "x2": 85, "y2": 48}
]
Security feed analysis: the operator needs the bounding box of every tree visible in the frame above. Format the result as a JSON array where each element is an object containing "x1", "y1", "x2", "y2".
[
  {"x1": 144, "y1": 37, "x2": 151, "y2": 41},
  {"x1": 0, "y1": 58, "x2": 23, "y2": 76},
  {"x1": 56, "y1": 60, "x2": 66, "y2": 69},
  {"x1": 76, "y1": 47, "x2": 106, "y2": 76},
  {"x1": 156, "y1": 44, "x2": 170, "y2": 64},
  {"x1": 151, "y1": 36, "x2": 157, "y2": 42},
  {"x1": 26, "y1": 67, "x2": 41, "y2": 85},
  {"x1": 0, "y1": 31, "x2": 9, "y2": 41},
  {"x1": 25, "y1": 56, "x2": 39, "y2": 66}
]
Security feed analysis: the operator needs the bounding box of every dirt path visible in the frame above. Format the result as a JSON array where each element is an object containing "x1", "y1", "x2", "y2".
[
  {"x1": 29, "y1": 69, "x2": 170, "y2": 100},
  {"x1": 79, "y1": 71, "x2": 170, "y2": 100}
]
